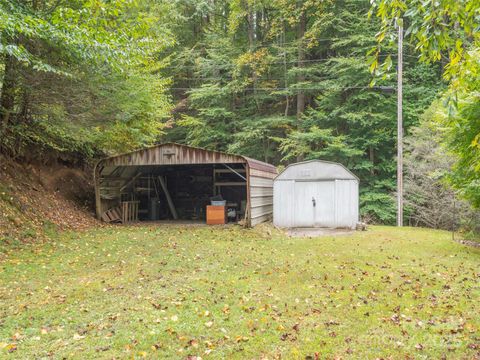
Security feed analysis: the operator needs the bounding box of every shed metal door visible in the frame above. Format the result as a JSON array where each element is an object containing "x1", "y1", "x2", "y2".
[{"x1": 293, "y1": 181, "x2": 335, "y2": 227}]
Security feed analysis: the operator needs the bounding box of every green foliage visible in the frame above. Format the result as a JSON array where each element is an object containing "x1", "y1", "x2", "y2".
[
  {"x1": 86, "y1": 70, "x2": 172, "y2": 154},
  {"x1": 370, "y1": 0, "x2": 480, "y2": 209},
  {"x1": 2, "y1": 0, "x2": 464, "y2": 226},
  {"x1": 370, "y1": 0, "x2": 478, "y2": 72},
  {"x1": 0, "y1": 0, "x2": 170, "y2": 73},
  {"x1": 404, "y1": 104, "x2": 480, "y2": 233},
  {"x1": 436, "y1": 87, "x2": 480, "y2": 208},
  {"x1": 229, "y1": 116, "x2": 295, "y2": 161},
  {"x1": 281, "y1": 0, "x2": 441, "y2": 222},
  {"x1": 0, "y1": 0, "x2": 174, "y2": 158},
  {"x1": 1, "y1": 119, "x2": 96, "y2": 159},
  {"x1": 360, "y1": 191, "x2": 397, "y2": 224},
  {"x1": 161, "y1": 0, "x2": 444, "y2": 223}
]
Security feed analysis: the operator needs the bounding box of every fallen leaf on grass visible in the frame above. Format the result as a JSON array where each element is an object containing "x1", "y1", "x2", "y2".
[
  {"x1": 188, "y1": 339, "x2": 199, "y2": 348},
  {"x1": 235, "y1": 336, "x2": 249, "y2": 343},
  {"x1": 2, "y1": 343, "x2": 17, "y2": 353},
  {"x1": 96, "y1": 346, "x2": 110, "y2": 352},
  {"x1": 151, "y1": 343, "x2": 162, "y2": 351},
  {"x1": 325, "y1": 320, "x2": 340, "y2": 326},
  {"x1": 73, "y1": 333, "x2": 85, "y2": 340},
  {"x1": 166, "y1": 328, "x2": 177, "y2": 336},
  {"x1": 151, "y1": 302, "x2": 164, "y2": 310}
]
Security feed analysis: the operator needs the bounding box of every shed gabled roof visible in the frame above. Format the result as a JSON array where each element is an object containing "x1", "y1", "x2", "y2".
[
  {"x1": 97, "y1": 142, "x2": 277, "y2": 174},
  {"x1": 275, "y1": 160, "x2": 359, "y2": 181}
]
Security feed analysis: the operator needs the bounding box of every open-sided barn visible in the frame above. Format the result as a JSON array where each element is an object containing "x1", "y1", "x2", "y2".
[{"x1": 94, "y1": 143, "x2": 276, "y2": 227}]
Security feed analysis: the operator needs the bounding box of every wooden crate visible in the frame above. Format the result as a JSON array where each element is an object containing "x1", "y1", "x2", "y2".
[{"x1": 206, "y1": 205, "x2": 226, "y2": 225}]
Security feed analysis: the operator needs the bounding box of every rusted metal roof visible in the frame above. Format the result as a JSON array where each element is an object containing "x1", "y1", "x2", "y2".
[
  {"x1": 244, "y1": 157, "x2": 277, "y2": 174},
  {"x1": 97, "y1": 143, "x2": 277, "y2": 175}
]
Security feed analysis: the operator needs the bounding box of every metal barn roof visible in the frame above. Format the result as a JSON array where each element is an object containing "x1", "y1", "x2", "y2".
[{"x1": 96, "y1": 142, "x2": 277, "y2": 174}]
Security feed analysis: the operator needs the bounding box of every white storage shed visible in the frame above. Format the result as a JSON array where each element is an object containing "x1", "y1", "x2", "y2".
[{"x1": 273, "y1": 160, "x2": 359, "y2": 229}]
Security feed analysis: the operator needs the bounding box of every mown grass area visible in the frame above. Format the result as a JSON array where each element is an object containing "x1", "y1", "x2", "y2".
[{"x1": 0, "y1": 225, "x2": 479, "y2": 359}]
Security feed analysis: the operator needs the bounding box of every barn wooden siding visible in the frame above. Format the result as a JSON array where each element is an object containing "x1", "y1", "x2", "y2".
[{"x1": 95, "y1": 143, "x2": 277, "y2": 227}]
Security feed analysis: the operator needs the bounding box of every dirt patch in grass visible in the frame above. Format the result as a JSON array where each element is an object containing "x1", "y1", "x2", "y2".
[
  {"x1": 287, "y1": 227, "x2": 355, "y2": 238},
  {"x1": 457, "y1": 239, "x2": 480, "y2": 248}
]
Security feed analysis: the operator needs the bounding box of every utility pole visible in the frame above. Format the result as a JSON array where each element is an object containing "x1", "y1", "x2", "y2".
[{"x1": 397, "y1": 21, "x2": 403, "y2": 227}]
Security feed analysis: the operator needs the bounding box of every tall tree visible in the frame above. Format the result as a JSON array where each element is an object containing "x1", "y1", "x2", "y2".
[
  {"x1": 370, "y1": 0, "x2": 480, "y2": 208},
  {"x1": 404, "y1": 102, "x2": 480, "y2": 231},
  {"x1": 296, "y1": 2, "x2": 307, "y2": 123},
  {"x1": 162, "y1": 0, "x2": 443, "y2": 222},
  {"x1": 0, "y1": 0, "x2": 173, "y2": 158}
]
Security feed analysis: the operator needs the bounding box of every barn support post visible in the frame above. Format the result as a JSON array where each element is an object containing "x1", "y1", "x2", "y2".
[
  {"x1": 245, "y1": 163, "x2": 251, "y2": 227},
  {"x1": 93, "y1": 162, "x2": 102, "y2": 219}
]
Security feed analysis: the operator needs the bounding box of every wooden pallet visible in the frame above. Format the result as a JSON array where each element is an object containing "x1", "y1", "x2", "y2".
[{"x1": 101, "y1": 206, "x2": 122, "y2": 223}]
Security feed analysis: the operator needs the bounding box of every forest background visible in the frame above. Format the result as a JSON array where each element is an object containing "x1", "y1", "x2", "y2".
[{"x1": 1, "y1": 0, "x2": 478, "y2": 232}]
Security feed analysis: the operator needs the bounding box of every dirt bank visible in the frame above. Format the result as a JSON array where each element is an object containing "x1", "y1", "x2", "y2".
[{"x1": 0, "y1": 154, "x2": 100, "y2": 245}]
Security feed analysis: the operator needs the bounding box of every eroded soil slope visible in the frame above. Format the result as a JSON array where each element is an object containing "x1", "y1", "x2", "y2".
[{"x1": 0, "y1": 155, "x2": 99, "y2": 246}]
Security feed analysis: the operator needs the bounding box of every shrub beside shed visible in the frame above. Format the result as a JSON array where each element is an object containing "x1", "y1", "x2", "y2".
[{"x1": 273, "y1": 160, "x2": 359, "y2": 229}]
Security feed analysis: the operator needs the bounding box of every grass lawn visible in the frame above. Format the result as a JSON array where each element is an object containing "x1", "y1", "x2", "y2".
[{"x1": 0, "y1": 225, "x2": 479, "y2": 359}]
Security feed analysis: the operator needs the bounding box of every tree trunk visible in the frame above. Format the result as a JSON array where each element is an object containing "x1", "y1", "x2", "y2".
[
  {"x1": 247, "y1": 5, "x2": 255, "y2": 49},
  {"x1": 369, "y1": 145, "x2": 375, "y2": 175},
  {"x1": 296, "y1": 6, "x2": 306, "y2": 122},
  {"x1": 247, "y1": 3, "x2": 260, "y2": 110},
  {"x1": 296, "y1": 4, "x2": 306, "y2": 161},
  {"x1": 256, "y1": 10, "x2": 262, "y2": 41},
  {"x1": 0, "y1": 53, "x2": 17, "y2": 131},
  {"x1": 283, "y1": 22, "x2": 290, "y2": 117}
]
